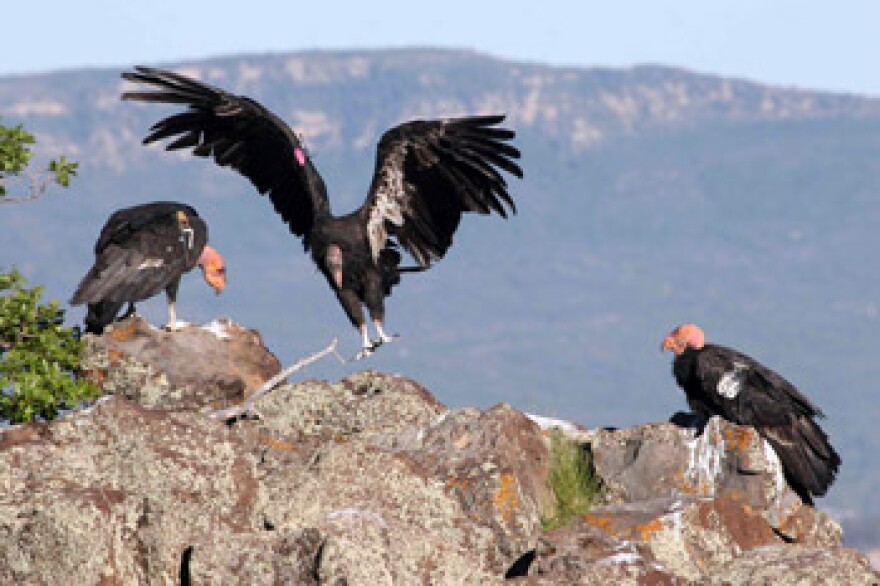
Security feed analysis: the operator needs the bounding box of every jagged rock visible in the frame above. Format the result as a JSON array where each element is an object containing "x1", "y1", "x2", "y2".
[
  {"x1": 0, "y1": 371, "x2": 547, "y2": 583},
  {"x1": 253, "y1": 394, "x2": 551, "y2": 580},
  {"x1": 509, "y1": 522, "x2": 689, "y2": 585},
  {"x1": 0, "y1": 396, "x2": 263, "y2": 584},
  {"x1": 249, "y1": 370, "x2": 448, "y2": 441},
  {"x1": 2, "y1": 325, "x2": 876, "y2": 584},
  {"x1": 710, "y1": 544, "x2": 879, "y2": 585},
  {"x1": 80, "y1": 315, "x2": 280, "y2": 410},
  {"x1": 515, "y1": 494, "x2": 780, "y2": 583},
  {"x1": 185, "y1": 530, "x2": 324, "y2": 585},
  {"x1": 389, "y1": 403, "x2": 552, "y2": 569},
  {"x1": 588, "y1": 416, "x2": 841, "y2": 545}
]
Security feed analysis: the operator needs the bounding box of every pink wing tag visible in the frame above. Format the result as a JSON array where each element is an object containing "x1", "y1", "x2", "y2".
[{"x1": 294, "y1": 148, "x2": 306, "y2": 167}]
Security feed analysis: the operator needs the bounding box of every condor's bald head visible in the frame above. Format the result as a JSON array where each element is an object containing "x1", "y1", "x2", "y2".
[{"x1": 661, "y1": 323, "x2": 705, "y2": 355}]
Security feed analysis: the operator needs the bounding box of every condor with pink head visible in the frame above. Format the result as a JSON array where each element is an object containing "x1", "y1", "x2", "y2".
[
  {"x1": 71, "y1": 201, "x2": 226, "y2": 333},
  {"x1": 662, "y1": 323, "x2": 841, "y2": 505}
]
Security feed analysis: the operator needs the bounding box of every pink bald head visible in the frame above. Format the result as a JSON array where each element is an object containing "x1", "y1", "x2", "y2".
[
  {"x1": 661, "y1": 323, "x2": 705, "y2": 355},
  {"x1": 198, "y1": 245, "x2": 226, "y2": 294}
]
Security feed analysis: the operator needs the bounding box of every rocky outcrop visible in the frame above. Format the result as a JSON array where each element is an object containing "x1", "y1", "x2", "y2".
[
  {"x1": 0, "y1": 324, "x2": 876, "y2": 584},
  {"x1": 79, "y1": 315, "x2": 280, "y2": 410},
  {"x1": 587, "y1": 416, "x2": 840, "y2": 545}
]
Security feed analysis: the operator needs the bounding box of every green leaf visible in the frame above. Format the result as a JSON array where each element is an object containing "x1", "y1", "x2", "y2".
[
  {"x1": 0, "y1": 268, "x2": 101, "y2": 423},
  {"x1": 0, "y1": 117, "x2": 78, "y2": 199}
]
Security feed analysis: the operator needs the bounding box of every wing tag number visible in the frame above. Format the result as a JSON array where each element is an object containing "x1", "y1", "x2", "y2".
[{"x1": 180, "y1": 227, "x2": 194, "y2": 250}]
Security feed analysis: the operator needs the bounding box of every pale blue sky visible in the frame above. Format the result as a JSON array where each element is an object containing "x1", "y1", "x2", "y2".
[{"x1": 2, "y1": 1, "x2": 879, "y2": 95}]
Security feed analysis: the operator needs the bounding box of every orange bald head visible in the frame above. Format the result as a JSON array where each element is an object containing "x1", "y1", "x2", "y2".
[
  {"x1": 198, "y1": 245, "x2": 226, "y2": 294},
  {"x1": 661, "y1": 323, "x2": 705, "y2": 355}
]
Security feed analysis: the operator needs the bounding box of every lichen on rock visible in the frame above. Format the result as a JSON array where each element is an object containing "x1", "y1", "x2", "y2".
[{"x1": 1, "y1": 325, "x2": 876, "y2": 584}]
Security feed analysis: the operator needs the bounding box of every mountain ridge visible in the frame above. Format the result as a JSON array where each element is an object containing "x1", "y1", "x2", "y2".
[{"x1": 1, "y1": 49, "x2": 878, "y2": 539}]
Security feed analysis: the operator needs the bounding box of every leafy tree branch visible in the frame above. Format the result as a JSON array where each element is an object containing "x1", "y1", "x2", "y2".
[{"x1": 0, "y1": 118, "x2": 78, "y2": 202}]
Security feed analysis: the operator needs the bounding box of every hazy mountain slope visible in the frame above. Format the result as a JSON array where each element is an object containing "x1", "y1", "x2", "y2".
[{"x1": 1, "y1": 49, "x2": 879, "y2": 523}]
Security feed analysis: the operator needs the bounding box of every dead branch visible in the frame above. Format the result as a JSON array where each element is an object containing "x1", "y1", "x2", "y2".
[
  {"x1": 0, "y1": 171, "x2": 51, "y2": 204},
  {"x1": 209, "y1": 338, "x2": 338, "y2": 422}
]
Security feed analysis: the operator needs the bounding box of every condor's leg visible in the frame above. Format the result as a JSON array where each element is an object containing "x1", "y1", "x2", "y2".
[
  {"x1": 164, "y1": 278, "x2": 185, "y2": 330},
  {"x1": 364, "y1": 272, "x2": 396, "y2": 347},
  {"x1": 335, "y1": 288, "x2": 373, "y2": 358},
  {"x1": 120, "y1": 302, "x2": 137, "y2": 320}
]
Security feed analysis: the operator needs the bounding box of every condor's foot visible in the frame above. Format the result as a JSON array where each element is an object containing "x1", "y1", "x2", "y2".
[
  {"x1": 352, "y1": 335, "x2": 399, "y2": 361},
  {"x1": 371, "y1": 332, "x2": 399, "y2": 348},
  {"x1": 373, "y1": 321, "x2": 399, "y2": 348},
  {"x1": 353, "y1": 346, "x2": 375, "y2": 361}
]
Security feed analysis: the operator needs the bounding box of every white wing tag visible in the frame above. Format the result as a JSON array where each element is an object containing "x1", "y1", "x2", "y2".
[
  {"x1": 137, "y1": 258, "x2": 165, "y2": 270},
  {"x1": 717, "y1": 362, "x2": 748, "y2": 399}
]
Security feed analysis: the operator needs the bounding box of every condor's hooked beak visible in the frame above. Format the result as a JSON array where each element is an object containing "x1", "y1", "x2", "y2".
[
  {"x1": 661, "y1": 335, "x2": 675, "y2": 353},
  {"x1": 326, "y1": 245, "x2": 343, "y2": 289},
  {"x1": 198, "y1": 245, "x2": 226, "y2": 295}
]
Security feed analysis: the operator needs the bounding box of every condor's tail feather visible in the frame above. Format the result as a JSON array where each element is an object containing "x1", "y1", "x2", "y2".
[
  {"x1": 762, "y1": 416, "x2": 841, "y2": 505},
  {"x1": 84, "y1": 300, "x2": 126, "y2": 335}
]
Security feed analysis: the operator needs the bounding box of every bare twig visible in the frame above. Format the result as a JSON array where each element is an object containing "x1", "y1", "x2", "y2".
[
  {"x1": 209, "y1": 338, "x2": 338, "y2": 422},
  {"x1": 0, "y1": 171, "x2": 51, "y2": 204}
]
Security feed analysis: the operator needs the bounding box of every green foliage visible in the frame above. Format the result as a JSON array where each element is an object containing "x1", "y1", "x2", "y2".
[
  {"x1": 0, "y1": 269, "x2": 100, "y2": 423},
  {"x1": 0, "y1": 122, "x2": 34, "y2": 186},
  {"x1": 542, "y1": 429, "x2": 602, "y2": 531},
  {"x1": 0, "y1": 117, "x2": 78, "y2": 198},
  {"x1": 48, "y1": 156, "x2": 78, "y2": 188}
]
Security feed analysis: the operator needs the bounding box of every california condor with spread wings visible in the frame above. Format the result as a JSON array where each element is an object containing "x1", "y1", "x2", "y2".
[
  {"x1": 661, "y1": 324, "x2": 840, "y2": 504},
  {"x1": 121, "y1": 66, "x2": 522, "y2": 358},
  {"x1": 70, "y1": 201, "x2": 226, "y2": 333}
]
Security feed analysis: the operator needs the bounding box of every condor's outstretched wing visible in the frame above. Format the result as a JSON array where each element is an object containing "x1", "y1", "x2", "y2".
[
  {"x1": 359, "y1": 115, "x2": 522, "y2": 267},
  {"x1": 71, "y1": 202, "x2": 207, "y2": 305},
  {"x1": 121, "y1": 66, "x2": 330, "y2": 242}
]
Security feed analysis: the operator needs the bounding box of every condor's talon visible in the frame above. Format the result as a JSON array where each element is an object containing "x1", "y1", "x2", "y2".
[
  {"x1": 372, "y1": 333, "x2": 399, "y2": 347},
  {"x1": 354, "y1": 346, "x2": 375, "y2": 361}
]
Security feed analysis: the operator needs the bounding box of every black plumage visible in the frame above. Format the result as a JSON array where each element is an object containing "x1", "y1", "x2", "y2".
[
  {"x1": 70, "y1": 201, "x2": 226, "y2": 333},
  {"x1": 662, "y1": 324, "x2": 841, "y2": 504},
  {"x1": 121, "y1": 66, "x2": 523, "y2": 356}
]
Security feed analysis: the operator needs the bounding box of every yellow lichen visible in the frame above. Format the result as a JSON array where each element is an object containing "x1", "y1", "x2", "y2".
[{"x1": 492, "y1": 472, "x2": 520, "y2": 521}]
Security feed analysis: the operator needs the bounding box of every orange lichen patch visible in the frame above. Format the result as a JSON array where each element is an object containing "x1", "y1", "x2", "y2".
[
  {"x1": 259, "y1": 437, "x2": 298, "y2": 452},
  {"x1": 107, "y1": 348, "x2": 125, "y2": 363},
  {"x1": 492, "y1": 472, "x2": 521, "y2": 520},
  {"x1": 722, "y1": 427, "x2": 754, "y2": 453},
  {"x1": 582, "y1": 512, "x2": 616, "y2": 536},
  {"x1": 581, "y1": 512, "x2": 666, "y2": 543},
  {"x1": 446, "y1": 476, "x2": 473, "y2": 492},
  {"x1": 636, "y1": 518, "x2": 664, "y2": 541},
  {"x1": 106, "y1": 321, "x2": 139, "y2": 342}
]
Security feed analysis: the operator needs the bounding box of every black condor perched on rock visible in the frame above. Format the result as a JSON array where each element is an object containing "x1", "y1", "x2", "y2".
[
  {"x1": 121, "y1": 66, "x2": 522, "y2": 358},
  {"x1": 661, "y1": 323, "x2": 841, "y2": 504},
  {"x1": 71, "y1": 201, "x2": 226, "y2": 334}
]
